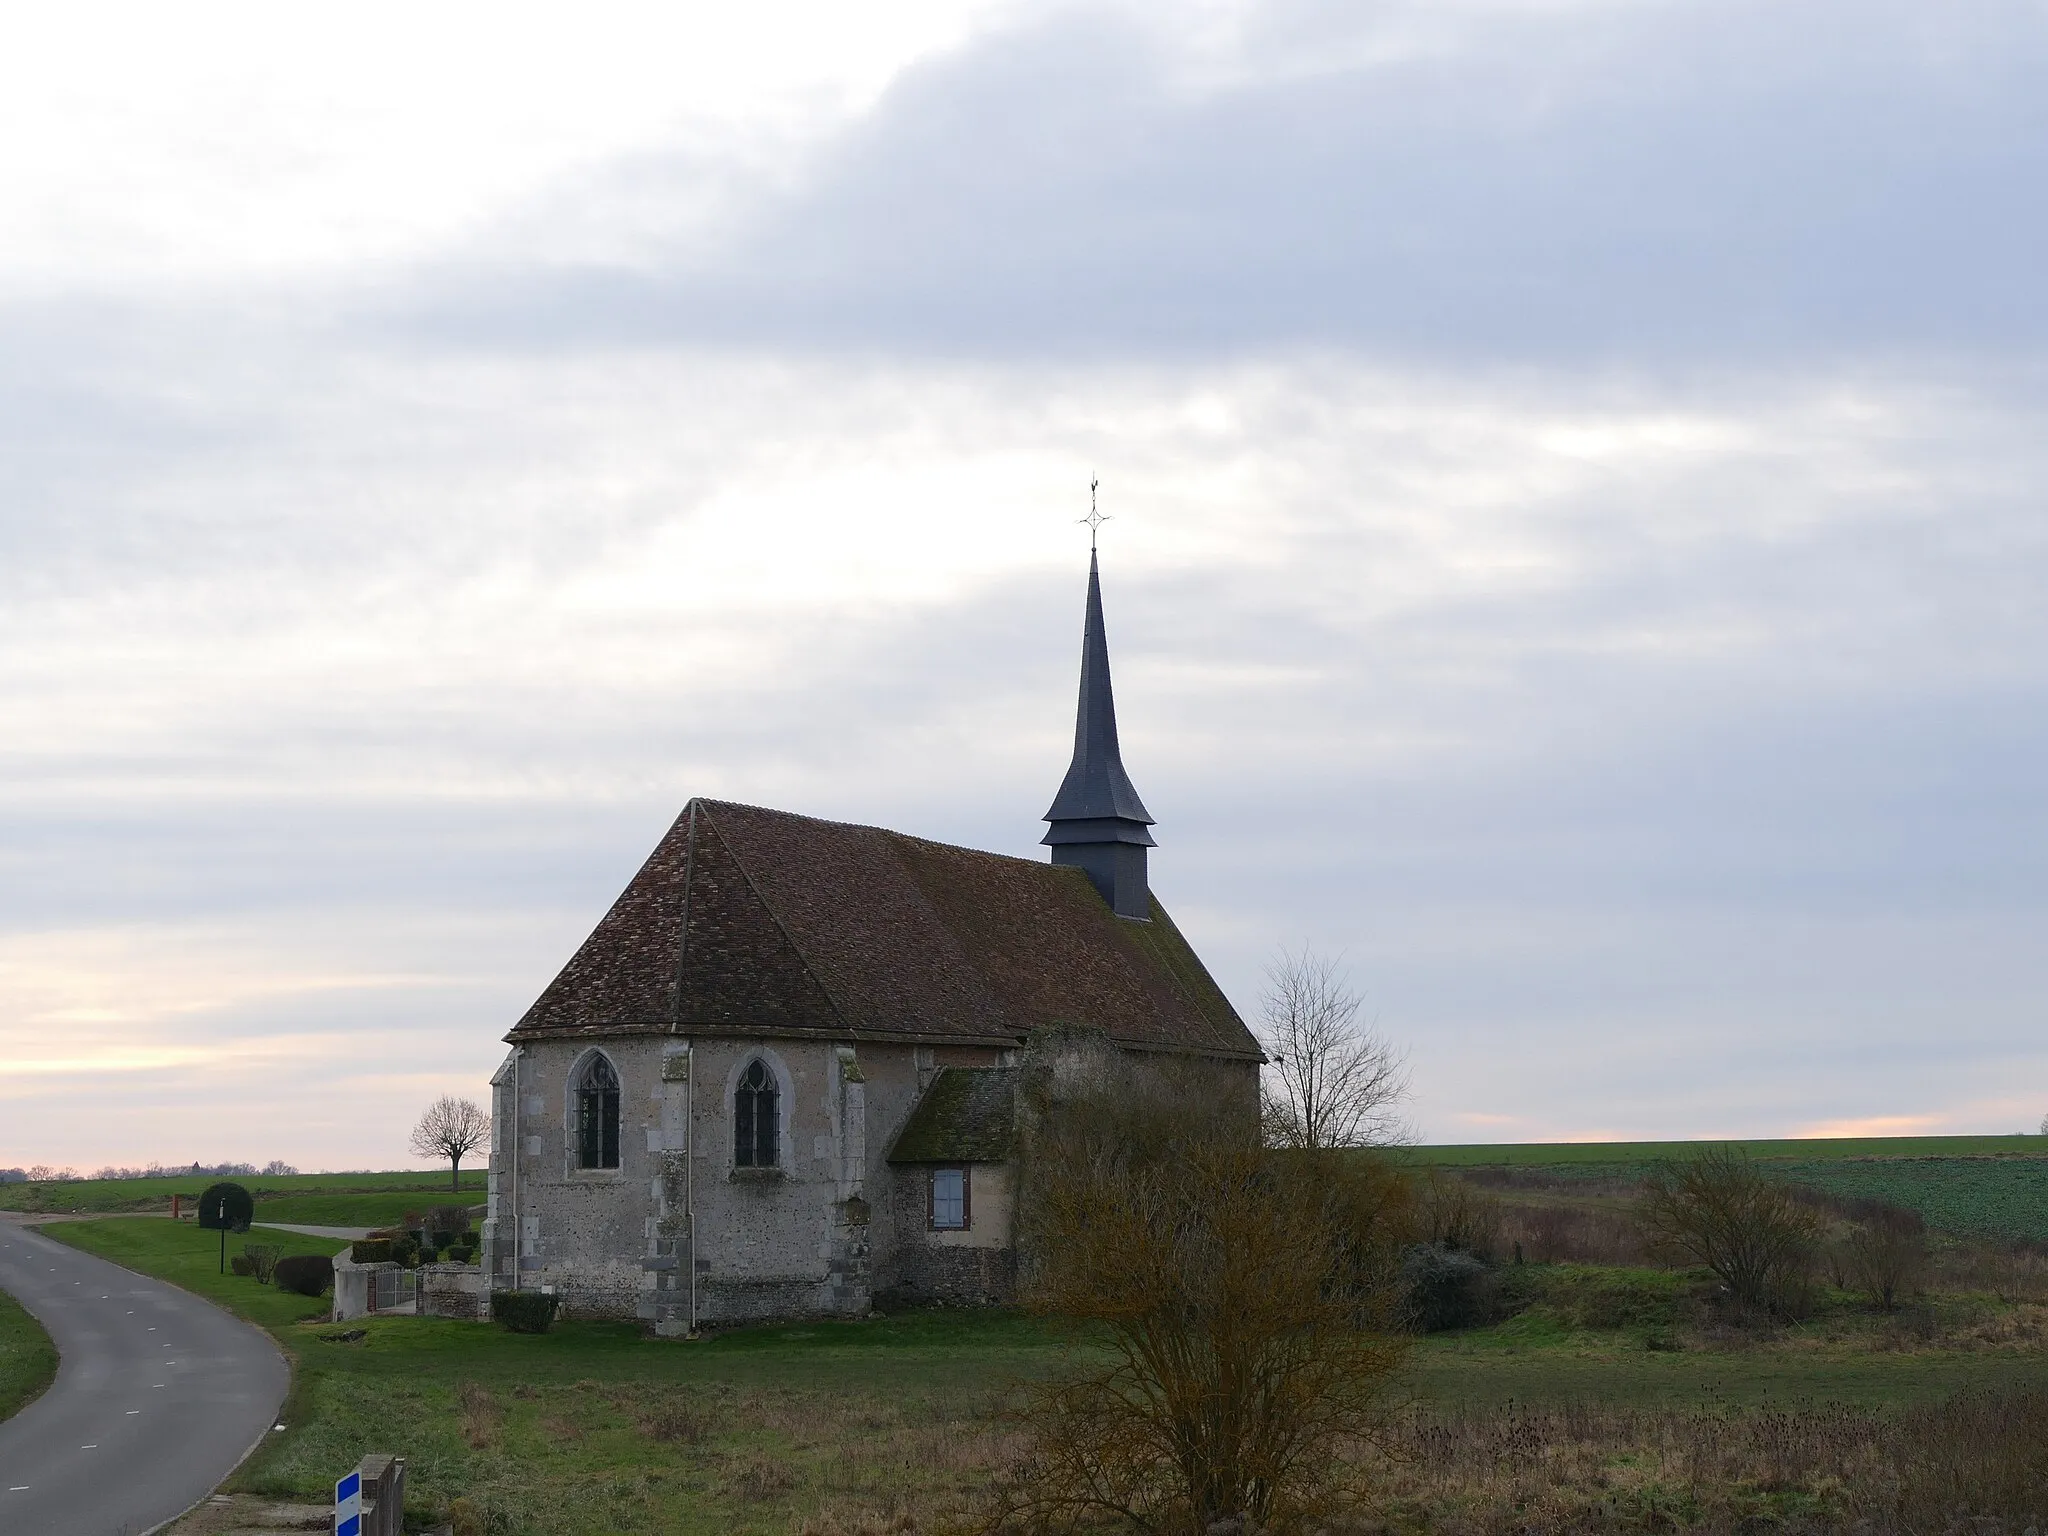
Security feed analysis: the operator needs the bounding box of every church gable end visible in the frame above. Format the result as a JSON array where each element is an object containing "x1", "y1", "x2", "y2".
[
  {"x1": 511, "y1": 812, "x2": 694, "y2": 1035},
  {"x1": 511, "y1": 805, "x2": 844, "y2": 1039}
]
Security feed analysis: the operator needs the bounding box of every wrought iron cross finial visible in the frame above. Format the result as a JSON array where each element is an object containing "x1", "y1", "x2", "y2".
[{"x1": 1079, "y1": 477, "x2": 1109, "y2": 551}]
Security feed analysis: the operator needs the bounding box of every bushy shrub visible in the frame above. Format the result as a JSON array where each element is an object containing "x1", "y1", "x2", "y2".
[
  {"x1": 490, "y1": 1290, "x2": 561, "y2": 1334},
  {"x1": 350, "y1": 1238, "x2": 393, "y2": 1264},
  {"x1": 1639, "y1": 1146, "x2": 1819, "y2": 1318},
  {"x1": 1401, "y1": 1242, "x2": 1492, "y2": 1331},
  {"x1": 390, "y1": 1235, "x2": 421, "y2": 1269},
  {"x1": 447, "y1": 1244, "x2": 476, "y2": 1264},
  {"x1": 229, "y1": 1254, "x2": 255, "y2": 1276},
  {"x1": 274, "y1": 1254, "x2": 334, "y2": 1297}
]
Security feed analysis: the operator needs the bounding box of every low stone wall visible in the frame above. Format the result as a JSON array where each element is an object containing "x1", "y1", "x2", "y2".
[{"x1": 419, "y1": 1263, "x2": 489, "y2": 1321}]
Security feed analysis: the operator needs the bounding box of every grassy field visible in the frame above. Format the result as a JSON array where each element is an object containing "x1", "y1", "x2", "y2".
[
  {"x1": 1411, "y1": 1136, "x2": 2048, "y2": 1243},
  {"x1": 0, "y1": 1170, "x2": 485, "y2": 1227},
  {"x1": 0, "y1": 1282, "x2": 58, "y2": 1425},
  {"x1": 41, "y1": 1216, "x2": 2048, "y2": 1535},
  {"x1": 49, "y1": 1217, "x2": 1053, "y2": 1534}
]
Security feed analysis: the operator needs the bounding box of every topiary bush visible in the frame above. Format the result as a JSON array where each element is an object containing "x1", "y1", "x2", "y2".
[
  {"x1": 229, "y1": 1254, "x2": 256, "y2": 1277},
  {"x1": 490, "y1": 1290, "x2": 561, "y2": 1334},
  {"x1": 390, "y1": 1235, "x2": 421, "y2": 1269},
  {"x1": 274, "y1": 1254, "x2": 334, "y2": 1298},
  {"x1": 1401, "y1": 1242, "x2": 1493, "y2": 1332},
  {"x1": 350, "y1": 1239, "x2": 393, "y2": 1264},
  {"x1": 447, "y1": 1244, "x2": 476, "y2": 1265}
]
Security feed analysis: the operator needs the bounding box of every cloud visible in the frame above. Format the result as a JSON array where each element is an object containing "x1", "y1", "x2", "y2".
[
  {"x1": 410, "y1": 0, "x2": 2048, "y2": 363},
  {"x1": 3, "y1": 2, "x2": 2046, "y2": 1164},
  {"x1": 5, "y1": 335, "x2": 2048, "y2": 1160}
]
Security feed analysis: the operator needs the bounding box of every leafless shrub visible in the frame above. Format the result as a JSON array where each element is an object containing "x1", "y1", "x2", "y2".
[
  {"x1": 1413, "y1": 1170, "x2": 1503, "y2": 1260},
  {"x1": 1258, "y1": 948, "x2": 1408, "y2": 1150},
  {"x1": 994, "y1": 1055, "x2": 1410, "y2": 1535},
  {"x1": 1496, "y1": 1201, "x2": 1652, "y2": 1267},
  {"x1": 240, "y1": 1243, "x2": 281, "y2": 1284},
  {"x1": 1638, "y1": 1146, "x2": 1820, "y2": 1317},
  {"x1": 1842, "y1": 1209, "x2": 1928, "y2": 1311}
]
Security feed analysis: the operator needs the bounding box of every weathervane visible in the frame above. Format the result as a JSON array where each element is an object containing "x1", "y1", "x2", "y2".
[{"x1": 1079, "y1": 478, "x2": 1110, "y2": 551}]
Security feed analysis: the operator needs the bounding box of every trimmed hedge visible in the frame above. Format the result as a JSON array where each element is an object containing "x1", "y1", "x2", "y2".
[
  {"x1": 229, "y1": 1254, "x2": 255, "y2": 1276},
  {"x1": 350, "y1": 1239, "x2": 393, "y2": 1264},
  {"x1": 274, "y1": 1254, "x2": 334, "y2": 1298},
  {"x1": 490, "y1": 1290, "x2": 561, "y2": 1334}
]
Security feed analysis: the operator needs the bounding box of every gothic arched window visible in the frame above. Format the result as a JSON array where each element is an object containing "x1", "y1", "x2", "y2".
[
  {"x1": 575, "y1": 1054, "x2": 621, "y2": 1169},
  {"x1": 734, "y1": 1058, "x2": 779, "y2": 1168}
]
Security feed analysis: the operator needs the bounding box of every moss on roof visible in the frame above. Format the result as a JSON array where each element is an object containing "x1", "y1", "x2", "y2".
[{"x1": 887, "y1": 1068, "x2": 1018, "y2": 1164}]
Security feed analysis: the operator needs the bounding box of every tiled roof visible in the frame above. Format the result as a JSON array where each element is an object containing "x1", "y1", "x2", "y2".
[
  {"x1": 887, "y1": 1068, "x2": 1018, "y2": 1163},
  {"x1": 508, "y1": 798, "x2": 1257, "y2": 1059}
]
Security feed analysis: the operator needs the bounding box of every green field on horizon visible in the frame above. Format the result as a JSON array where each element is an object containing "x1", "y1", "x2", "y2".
[
  {"x1": 1410, "y1": 1133, "x2": 2048, "y2": 1166},
  {"x1": 0, "y1": 1168, "x2": 486, "y2": 1220}
]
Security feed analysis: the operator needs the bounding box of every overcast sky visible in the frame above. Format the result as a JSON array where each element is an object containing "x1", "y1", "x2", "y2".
[{"x1": 4, "y1": 0, "x2": 2045, "y2": 1170}]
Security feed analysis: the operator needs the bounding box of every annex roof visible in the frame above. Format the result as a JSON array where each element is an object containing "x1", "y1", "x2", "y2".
[
  {"x1": 507, "y1": 798, "x2": 1257, "y2": 1060},
  {"x1": 886, "y1": 1068, "x2": 1019, "y2": 1164}
]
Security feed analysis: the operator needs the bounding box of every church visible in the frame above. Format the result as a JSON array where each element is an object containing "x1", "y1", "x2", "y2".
[{"x1": 478, "y1": 551, "x2": 1260, "y2": 1329}]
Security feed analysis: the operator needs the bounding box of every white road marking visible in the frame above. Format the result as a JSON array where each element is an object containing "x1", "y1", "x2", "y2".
[{"x1": 126, "y1": 1410, "x2": 140, "y2": 1415}]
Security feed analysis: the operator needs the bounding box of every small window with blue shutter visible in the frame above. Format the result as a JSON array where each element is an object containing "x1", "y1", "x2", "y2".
[{"x1": 929, "y1": 1167, "x2": 968, "y2": 1230}]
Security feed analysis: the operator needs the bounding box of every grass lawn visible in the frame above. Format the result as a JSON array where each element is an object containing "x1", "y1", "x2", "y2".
[
  {"x1": 47, "y1": 1217, "x2": 1059, "y2": 1534},
  {"x1": 41, "y1": 1217, "x2": 2048, "y2": 1535},
  {"x1": 0, "y1": 1282, "x2": 58, "y2": 1424}
]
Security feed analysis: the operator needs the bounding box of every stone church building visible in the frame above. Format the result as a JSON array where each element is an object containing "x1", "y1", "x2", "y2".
[{"x1": 479, "y1": 553, "x2": 1260, "y2": 1329}]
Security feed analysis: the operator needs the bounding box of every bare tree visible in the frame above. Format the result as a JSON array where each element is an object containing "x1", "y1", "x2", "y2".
[
  {"x1": 409, "y1": 1097, "x2": 491, "y2": 1192},
  {"x1": 995, "y1": 1053, "x2": 1410, "y2": 1534},
  {"x1": 1638, "y1": 1145, "x2": 1820, "y2": 1317},
  {"x1": 1258, "y1": 948, "x2": 1409, "y2": 1150}
]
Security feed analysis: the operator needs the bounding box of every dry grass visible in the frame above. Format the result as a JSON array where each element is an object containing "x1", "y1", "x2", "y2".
[
  {"x1": 1336, "y1": 1388, "x2": 2048, "y2": 1535},
  {"x1": 456, "y1": 1380, "x2": 501, "y2": 1450}
]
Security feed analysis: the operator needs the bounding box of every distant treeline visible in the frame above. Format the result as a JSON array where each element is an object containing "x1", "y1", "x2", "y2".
[{"x1": 0, "y1": 1160, "x2": 302, "y2": 1184}]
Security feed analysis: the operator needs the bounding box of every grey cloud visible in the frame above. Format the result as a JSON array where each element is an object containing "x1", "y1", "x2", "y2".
[{"x1": 405, "y1": 0, "x2": 2048, "y2": 363}]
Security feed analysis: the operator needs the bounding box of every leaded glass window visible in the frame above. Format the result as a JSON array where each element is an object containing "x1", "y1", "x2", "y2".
[
  {"x1": 575, "y1": 1054, "x2": 621, "y2": 1169},
  {"x1": 734, "y1": 1058, "x2": 779, "y2": 1168}
]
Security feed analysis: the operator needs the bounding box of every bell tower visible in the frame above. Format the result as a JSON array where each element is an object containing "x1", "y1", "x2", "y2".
[{"x1": 1042, "y1": 546, "x2": 1156, "y2": 919}]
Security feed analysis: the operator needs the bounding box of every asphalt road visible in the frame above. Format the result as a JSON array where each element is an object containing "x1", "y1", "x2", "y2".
[{"x1": 0, "y1": 1222, "x2": 290, "y2": 1536}]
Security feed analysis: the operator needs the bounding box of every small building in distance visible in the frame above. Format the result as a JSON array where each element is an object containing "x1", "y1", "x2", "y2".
[{"x1": 480, "y1": 550, "x2": 1260, "y2": 1329}]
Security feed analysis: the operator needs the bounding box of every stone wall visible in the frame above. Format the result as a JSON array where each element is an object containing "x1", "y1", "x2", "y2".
[
  {"x1": 884, "y1": 1162, "x2": 1018, "y2": 1306},
  {"x1": 419, "y1": 1263, "x2": 489, "y2": 1321},
  {"x1": 485, "y1": 1035, "x2": 983, "y2": 1328}
]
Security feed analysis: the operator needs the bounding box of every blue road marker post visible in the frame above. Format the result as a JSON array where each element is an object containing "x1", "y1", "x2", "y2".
[{"x1": 334, "y1": 1468, "x2": 362, "y2": 1536}]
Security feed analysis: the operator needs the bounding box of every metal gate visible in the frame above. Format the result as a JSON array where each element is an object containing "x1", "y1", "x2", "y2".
[{"x1": 371, "y1": 1265, "x2": 416, "y2": 1313}]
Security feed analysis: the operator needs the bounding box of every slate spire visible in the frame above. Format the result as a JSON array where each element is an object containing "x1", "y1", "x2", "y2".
[{"x1": 1043, "y1": 549, "x2": 1156, "y2": 919}]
